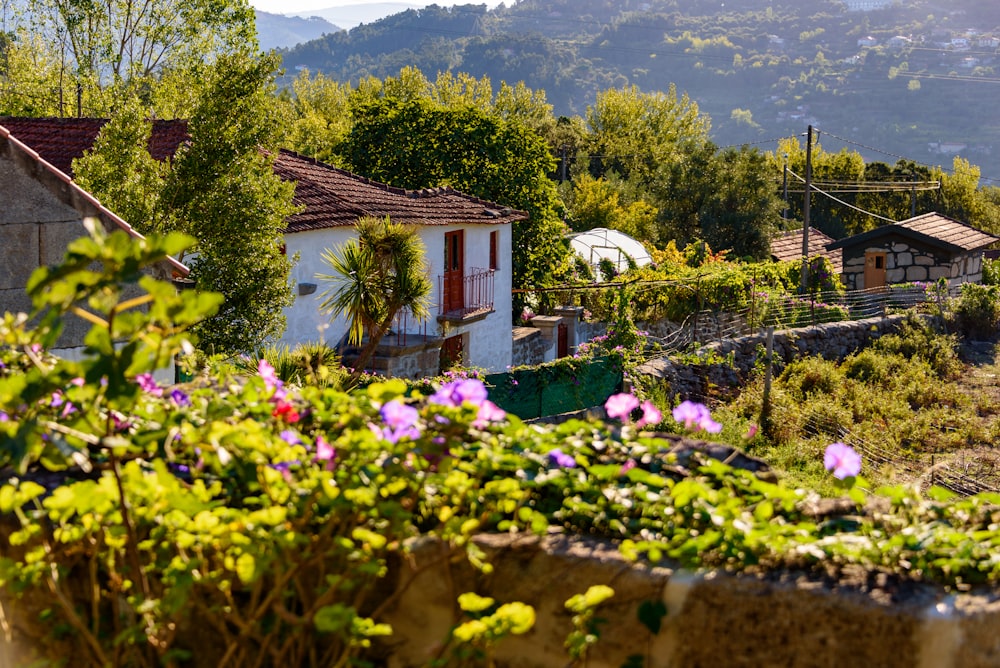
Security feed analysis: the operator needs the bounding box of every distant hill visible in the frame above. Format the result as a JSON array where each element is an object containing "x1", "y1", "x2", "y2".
[
  {"x1": 289, "y1": 3, "x2": 423, "y2": 31},
  {"x1": 255, "y1": 11, "x2": 339, "y2": 50},
  {"x1": 276, "y1": 0, "x2": 1000, "y2": 177}
]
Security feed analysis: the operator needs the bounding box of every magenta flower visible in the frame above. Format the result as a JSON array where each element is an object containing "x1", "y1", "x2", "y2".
[
  {"x1": 547, "y1": 448, "x2": 576, "y2": 468},
  {"x1": 672, "y1": 401, "x2": 722, "y2": 434},
  {"x1": 824, "y1": 442, "x2": 862, "y2": 480},
  {"x1": 135, "y1": 373, "x2": 163, "y2": 397},
  {"x1": 429, "y1": 379, "x2": 489, "y2": 408},
  {"x1": 605, "y1": 393, "x2": 640, "y2": 422},
  {"x1": 635, "y1": 400, "x2": 662, "y2": 428},
  {"x1": 619, "y1": 458, "x2": 637, "y2": 476},
  {"x1": 473, "y1": 400, "x2": 506, "y2": 428},
  {"x1": 315, "y1": 436, "x2": 336, "y2": 470}
]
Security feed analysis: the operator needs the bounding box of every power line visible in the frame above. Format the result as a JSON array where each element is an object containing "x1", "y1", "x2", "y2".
[{"x1": 787, "y1": 167, "x2": 898, "y2": 224}]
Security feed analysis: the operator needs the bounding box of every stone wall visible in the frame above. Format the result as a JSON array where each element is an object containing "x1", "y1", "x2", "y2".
[
  {"x1": 511, "y1": 326, "x2": 550, "y2": 367},
  {"x1": 382, "y1": 532, "x2": 1000, "y2": 668},
  {"x1": 841, "y1": 241, "x2": 982, "y2": 291},
  {"x1": 636, "y1": 314, "x2": 914, "y2": 400}
]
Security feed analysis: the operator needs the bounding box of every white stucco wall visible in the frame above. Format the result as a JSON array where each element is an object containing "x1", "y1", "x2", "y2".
[{"x1": 277, "y1": 222, "x2": 513, "y2": 374}]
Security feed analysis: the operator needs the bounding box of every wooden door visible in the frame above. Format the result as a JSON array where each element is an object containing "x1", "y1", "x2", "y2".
[
  {"x1": 440, "y1": 334, "x2": 463, "y2": 371},
  {"x1": 864, "y1": 251, "x2": 887, "y2": 289},
  {"x1": 557, "y1": 322, "x2": 568, "y2": 358},
  {"x1": 444, "y1": 230, "x2": 464, "y2": 312}
]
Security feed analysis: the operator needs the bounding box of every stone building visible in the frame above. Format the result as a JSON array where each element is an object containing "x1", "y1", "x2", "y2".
[{"x1": 825, "y1": 212, "x2": 998, "y2": 291}]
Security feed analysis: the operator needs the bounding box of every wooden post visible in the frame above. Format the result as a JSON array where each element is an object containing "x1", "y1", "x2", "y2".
[{"x1": 760, "y1": 326, "x2": 775, "y2": 436}]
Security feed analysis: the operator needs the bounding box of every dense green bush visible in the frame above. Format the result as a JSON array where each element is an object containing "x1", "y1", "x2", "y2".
[{"x1": 949, "y1": 283, "x2": 1000, "y2": 340}]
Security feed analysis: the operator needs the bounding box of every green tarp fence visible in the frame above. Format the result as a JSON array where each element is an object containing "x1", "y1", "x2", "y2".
[{"x1": 485, "y1": 356, "x2": 623, "y2": 420}]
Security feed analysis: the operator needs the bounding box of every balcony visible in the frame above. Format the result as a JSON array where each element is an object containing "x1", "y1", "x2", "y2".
[{"x1": 437, "y1": 267, "x2": 496, "y2": 323}]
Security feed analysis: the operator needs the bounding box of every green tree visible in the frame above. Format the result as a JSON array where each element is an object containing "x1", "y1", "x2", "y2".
[
  {"x1": 72, "y1": 98, "x2": 168, "y2": 236},
  {"x1": 565, "y1": 173, "x2": 659, "y2": 245},
  {"x1": 342, "y1": 94, "x2": 571, "y2": 314},
  {"x1": 699, "y1": 147, "x2": 782, "y2": 260},
  {"x1": 160, "y1": 52, "x2": 299, "y2": 354},
  {"x1": 317, "y1": 216, "x2": 431, "y2": 380},
  {"x1": 1, "y1": 0, "x2": 254, "y2": 117}
]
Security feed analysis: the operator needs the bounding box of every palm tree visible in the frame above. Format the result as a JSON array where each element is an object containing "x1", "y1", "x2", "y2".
[{"x1": 318, "y1": 216, "x2": 432, "y2": 379}]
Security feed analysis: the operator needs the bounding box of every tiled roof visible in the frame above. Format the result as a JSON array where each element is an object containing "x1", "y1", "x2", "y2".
[
  {"x1": 274, "y1": 150, "x2": 528, "y2": 232},
  {"x1": 770, "y1": 227, "x2": 842, "y2": 274},
  {"x1": 0, "y1": 122, "x2": 189, "y2": 276},
  {"x1": 0, "y1": 117, "x2": 528, "y2": 232},
  {"x1": 826, "y1": 212, "x2": 999, "y2": 253},
  {"x1": 0, "y1": 116, "x2": 188, "y2": 175}
]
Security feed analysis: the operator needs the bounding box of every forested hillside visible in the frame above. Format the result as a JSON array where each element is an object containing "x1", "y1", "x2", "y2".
[{"x1": 279, "y1": 0, "x2": 1000, "y2": 177}]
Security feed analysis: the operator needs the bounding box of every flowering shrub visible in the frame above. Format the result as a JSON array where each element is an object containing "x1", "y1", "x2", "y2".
[{"x1": 4, "y1": 227, "x2": 1000, "y2": 667}]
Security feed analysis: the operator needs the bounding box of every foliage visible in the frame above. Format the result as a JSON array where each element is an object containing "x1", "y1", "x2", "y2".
[
  {"x1": 317, "y1": 216, "x2": 432, "y2": 380},
  {"x1": 3, "y1": 0, "x2": 255, "y2": 116},
  {"x1": 947, "y1": 283, "x2": 1000, "y2": 341},
  {"x1": 160, "y1": 51, "x2": 299, "y2": 355},
  {"x1": 235, "y1": 343, "x2": 348, "y2": 389},
  {"x1": 8, "y1": 226, "x2": 1000, "y2": 667},
  {"x1": 341, "y1": 85, "x2": 572, "y2": 315},
  {"x1": 72, "y1": 98, "x2": 169, "y2": 237}
]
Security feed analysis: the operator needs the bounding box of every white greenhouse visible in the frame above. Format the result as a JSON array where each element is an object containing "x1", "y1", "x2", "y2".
[{"x1": 568, "y1": 227, "x2": 652, "y2": 280}]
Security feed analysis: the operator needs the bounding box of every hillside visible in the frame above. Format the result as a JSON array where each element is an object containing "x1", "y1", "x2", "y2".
[
  {"x1": 276, "y1": 0, "x2": 1000, "y2": 177},
  {"x1": 255, "y1": 11, "x2": 340, "y2": 50}
]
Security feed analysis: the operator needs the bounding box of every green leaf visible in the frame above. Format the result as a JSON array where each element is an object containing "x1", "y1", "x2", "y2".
[
  {"x1": 637, "y1": 599, "x2": 667, "y2": 636},
  {"x1": 235, "y1": 553, "x2": 256, "y2": 585},
  {"x1": 457, "y1": 592, "x2": 495, "y2": 613}
]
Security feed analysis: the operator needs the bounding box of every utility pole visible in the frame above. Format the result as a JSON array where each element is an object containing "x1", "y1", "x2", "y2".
[
  {"x1": 782, "y1": 152, "x2": 789, "y2": 221},
  {"x1": 800, "y1": 125, "x2": 814, "y2": 294}
]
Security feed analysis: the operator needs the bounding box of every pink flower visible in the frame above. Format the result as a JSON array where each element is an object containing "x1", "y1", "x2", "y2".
[
  {"x1": 671, "y1": 401, "x2": 722, "y2": 433},
  {"x1": 636, "y1": 400, "x2": 662, "y2": 428},
  {"x1": 473, "y1": 400, "x2": 506, "y2": 428},
  {"x1": 619, "y1": 459, "x2": 637, "y2": 476},
  {"x1": 824, "y1": 442, "x2": 861, "y2": 480},
  {"x1": 315, "y1": 436, "x2": 336, "y2": 470},
  {"x1": 135, "y1": 373, "x2": 163, "y2": 397},
  {"x1": 744, "y1": 424, "x2": 759, "y2": 440},
  {"x1": 605, "y1": 393, "x2": 640, "y2": 422}
]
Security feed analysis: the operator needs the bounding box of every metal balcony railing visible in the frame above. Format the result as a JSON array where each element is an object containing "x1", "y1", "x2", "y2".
[{"x1": 438, "y1": 267, "x2": 496, "y2": 319}]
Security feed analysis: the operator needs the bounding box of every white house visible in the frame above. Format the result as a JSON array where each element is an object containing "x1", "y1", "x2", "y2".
[{"x1": 272, "y1": 151, "x2": 520, "y2": 375}]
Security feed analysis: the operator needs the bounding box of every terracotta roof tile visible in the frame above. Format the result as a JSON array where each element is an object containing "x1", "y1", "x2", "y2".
[
  {"x1": 826, "y1": 212, "x2": 999, "y2": 253},
  {"x1": 274, "y1": 150, "x2": 528, "y2": 232},
  {"x1": 770, "y1": 227, "x2": 842, "y2": 274},
  {"x1": 1, "y1": 118, "x2": 528, "y2": 232},
  {"x1": 0, "y1": 116, "x2": 188, "y2": 175}
]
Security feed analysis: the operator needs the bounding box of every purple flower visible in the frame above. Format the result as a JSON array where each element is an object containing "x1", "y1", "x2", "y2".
[
  {"x1": 170, "y1": 388, "x2": 191, "y2": 407},
  {"x1": 824, "y1": 442, "x2": 861, "y2": 480},
  {"x1": 258, "y1": 358, "x2": 285, "y2": 398},
  {"x1": 380, "y1": 400, "x2": 421, "y2": 444},
  {"x1": 429, "y1": 379, "x2": 488, "y2": 408},
  {"x1": 636, "y1": 400, "x2": 662, "y2": 428},
  {"x1": 280, "y1": 429, "x2": 302, "y2": 446},
  {"x1": 547, "y1": 448, "x2": 576, "y2": 468},
  {"x1": 0, "y1": 410, "x2": 8, "y2": 422},
  {"x1": 271, "y1": 460, "x2": 299, "y2": 482},
  {"x1": 135, "y1": 373, "x2": 163, "y2": 397},
  {"x1": 473, "y1": 400, "x2": 506, "y2": 428},
  {"x1": 605, "y1": 393, "x2": 640, "y2": 422},
  {"x1": 672, "y1": 401, "x2": 722, "y2": 434}
]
